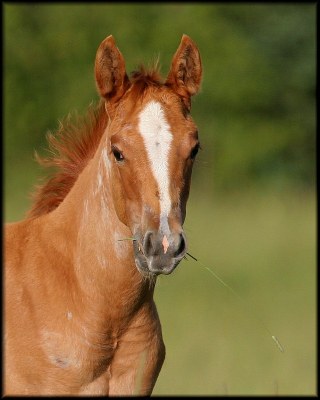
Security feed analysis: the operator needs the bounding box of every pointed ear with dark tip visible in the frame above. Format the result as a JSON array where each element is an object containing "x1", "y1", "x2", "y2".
[
  {"x1": 94, "y1": 35, "x2": 129, "y2": 104},
  {"x1": 165, "y1": 34, "x2": 202, "y2": 109}
]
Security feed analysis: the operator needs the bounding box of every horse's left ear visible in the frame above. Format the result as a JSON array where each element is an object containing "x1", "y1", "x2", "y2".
[
  {"x1": 165, "y1": 34, "x2": 202, "y2": 109},
  {"x1": 95, "y1": 35, "x2": 129, "y2": 106}
]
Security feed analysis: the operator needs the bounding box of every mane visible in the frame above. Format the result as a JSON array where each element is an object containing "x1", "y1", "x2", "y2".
[
  {"x1": 27, "y1": 101, "x2": 108, "y2": 218},
  {"x1": 27, "y1": 64, "x2": 163, "y2": 219},
  {"x1": 131, "y1": 62, "x2": 162, "y2": 86},
  {"x1": 129, "y1": 62, "x2": 163, "y2": 100}
]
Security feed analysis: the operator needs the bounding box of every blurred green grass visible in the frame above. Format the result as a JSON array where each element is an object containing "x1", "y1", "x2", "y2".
[
  {"x1": 4, "y1": 156, "x2": 42, "y2": 222},
  {"x1": 153, "y1": 188, "x2": 315, "y2": 395}
]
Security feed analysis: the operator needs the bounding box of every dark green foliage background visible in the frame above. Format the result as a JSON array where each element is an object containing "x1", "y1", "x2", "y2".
[{"x1": 4, "y1": 3, "x2": 315, "y2": 218}]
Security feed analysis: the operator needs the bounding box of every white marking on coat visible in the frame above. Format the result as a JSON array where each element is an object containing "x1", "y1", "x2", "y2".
[
  {"x1": 101, "y1": 148, "x2": 110, "y2": 173},
  {"x1": 138, "y1": 101, "x2": 172, "y2": 234},
  {"x1": 162, "y1": 235, "x2": 169, "y2": 254},
  {"x1": 97, "y1": 172, "x2": 103, "y2": 192}
]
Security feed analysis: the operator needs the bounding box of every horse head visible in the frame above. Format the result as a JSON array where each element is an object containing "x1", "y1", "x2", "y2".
[{"x1": 94, "y1": 35, "x2": 202, "y2": 276}]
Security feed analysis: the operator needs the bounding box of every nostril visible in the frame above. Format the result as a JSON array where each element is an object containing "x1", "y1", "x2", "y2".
[
  {"x1": 174, "y1": 233, "x2": 187, "y2": 258},
  {"x1": 143, "y1": 231, "x2": 155, "y2": 257}
]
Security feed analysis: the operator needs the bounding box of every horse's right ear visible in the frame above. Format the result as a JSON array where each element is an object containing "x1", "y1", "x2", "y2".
[{"x1": 95, "y1": 35, "x2": 129, "y2": 105}]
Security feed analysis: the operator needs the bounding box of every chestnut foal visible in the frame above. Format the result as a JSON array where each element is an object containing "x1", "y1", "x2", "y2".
[{"x1": 4, "y1": 34, "x2": 202, "y2": 395}]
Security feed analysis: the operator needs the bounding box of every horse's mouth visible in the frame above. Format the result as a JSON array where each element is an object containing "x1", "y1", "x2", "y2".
[{"x1": 134, "y1": 253, "x2": 184, "y2": 276}]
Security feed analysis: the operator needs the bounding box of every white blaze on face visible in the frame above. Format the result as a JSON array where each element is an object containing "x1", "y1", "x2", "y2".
[{"x1": 138, "y1": 101, "x2": 173, "y2": 234}]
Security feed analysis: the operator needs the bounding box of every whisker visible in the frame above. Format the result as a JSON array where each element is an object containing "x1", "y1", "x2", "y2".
[{"x1": 186, "y1": 252, "x2": 198, "y2": 261}]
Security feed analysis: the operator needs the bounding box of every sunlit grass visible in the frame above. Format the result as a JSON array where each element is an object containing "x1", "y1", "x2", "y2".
[{"x1": 153, "y1": 189, "x2": 316, "y2": 395}]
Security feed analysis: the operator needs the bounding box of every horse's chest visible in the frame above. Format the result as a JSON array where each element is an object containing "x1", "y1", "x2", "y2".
[
  {"x1": 41, "y1": 328, "x2": 117, "y2": 391},
  {"x1": 6, "y1": 336, "x2": 115, "y2": 395}
]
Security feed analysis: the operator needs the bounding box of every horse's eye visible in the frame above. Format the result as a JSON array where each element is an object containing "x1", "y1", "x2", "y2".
[
  {"x1": 112, "y1": 147, "x2": 124, "y2": 162},
  {"x1": 190, "y1": 143, "x2": 200, "y2": 160}
]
